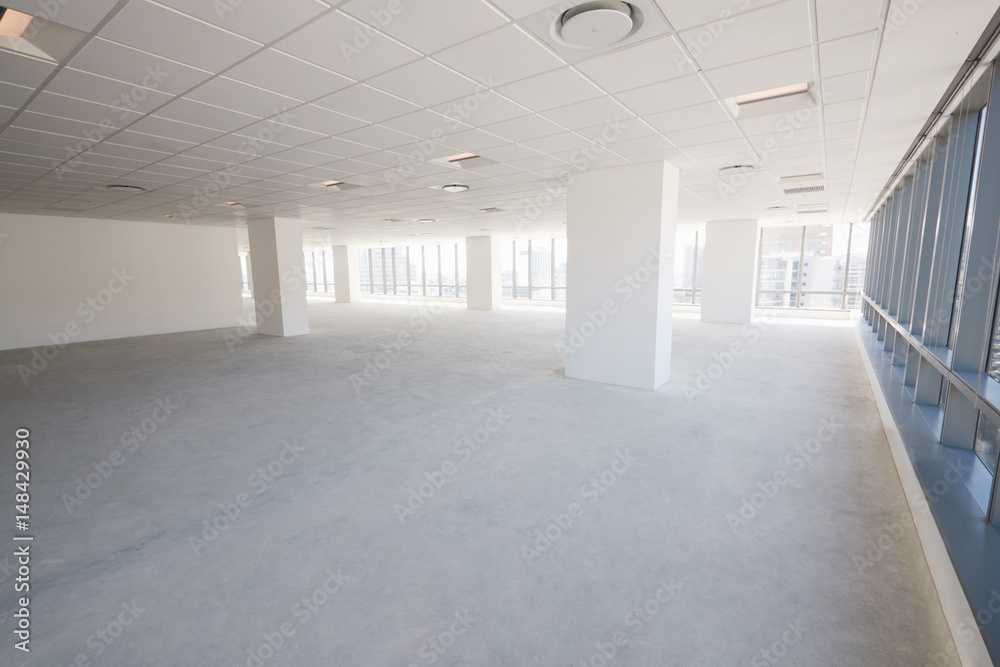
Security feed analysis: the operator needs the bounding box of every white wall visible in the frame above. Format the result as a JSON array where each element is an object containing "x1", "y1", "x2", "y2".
[{"x1": 0, "y1": 213, "x2": 243, "y2": 351}]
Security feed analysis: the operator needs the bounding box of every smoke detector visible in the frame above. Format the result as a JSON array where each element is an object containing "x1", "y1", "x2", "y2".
[{"x1": 554, "y1": 1, "x2": 642, "y2": 48}]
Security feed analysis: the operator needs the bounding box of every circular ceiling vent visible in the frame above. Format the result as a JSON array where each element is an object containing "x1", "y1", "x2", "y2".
[
  {"x1": 719, "y1": 165, "x2": 756, "y2": 175},
  {"x1": 105, "y1": 184, "x2": 145, "y2": 193},
  {"x1": 554, "y1": 1, "x2": 642, "y2": 49},
  {"x1": 441, "y1": 184, "x2": 470, "y2": 193}
]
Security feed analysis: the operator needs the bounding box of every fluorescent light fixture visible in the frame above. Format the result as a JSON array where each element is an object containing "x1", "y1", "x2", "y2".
[
  {"x1": 735, "y1": 82, "x2": 810, "y2": 105},
  {"x1": 0, "y1": 8, "x2": 33, "y2": 37},
  {"x1": 728, "y1": 82, "x2": 815, "y2": 120},
  {"x1": 0, "y1": 5, "x2": 86, "y2": 61},
  {"x1": 445, "y1": 153, "x2": 478, "y2": 163},
  {"x1": 322, "y1": 180, "x2": 343, "y2": 187}
]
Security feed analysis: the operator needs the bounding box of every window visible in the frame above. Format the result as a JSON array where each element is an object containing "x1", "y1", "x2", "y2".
[
  {"x1": 302, "y1": 250, "x2": 335, "y2": 293},
  {"x1": 672, "y1": 230, "x2": 703, "y2": 304},
  {"x1": 239, "y1": 254, "x2": 250, "y2": 290},
  {"x1": 500, "y1": 238, "x2": 567, "y2": 301},
  {"x1": 976, "y1": 413, "x2": 1000, "y2": 477},
  {"x1": 357, "y1": 243, "x2": 465, "y2": 298},
  {"x1": 756, "y1": 223, "x2": 869, "y2": 310}
]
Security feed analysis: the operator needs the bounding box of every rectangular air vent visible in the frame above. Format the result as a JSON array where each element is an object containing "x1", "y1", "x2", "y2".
[{"x1": 783, "y1": 185, "x2": 826, "y2": 195}]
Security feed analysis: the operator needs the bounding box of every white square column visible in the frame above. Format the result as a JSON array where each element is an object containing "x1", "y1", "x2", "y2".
[
  {"x1": 333, "y1": 245, "x2": 361, "y2": 303},
  {"x1": 565, "y1": 161, "x2": 678, "y2": 390},
  {"x1": 247, "y1": 217, "x2": 308, "y2": 337},
  {"x1": 701, "y1": 219, "x2": 758, "y2": 324},
  {"x1": 466, "y1": 236, "x2": 502, "y2": 310}
]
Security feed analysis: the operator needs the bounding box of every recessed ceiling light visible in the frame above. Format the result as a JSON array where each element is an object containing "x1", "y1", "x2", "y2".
[
  {"x1": 0, "y1": 8, "x2": 33, "y2": 37},
  {"x1": 417, "y1": 218, "x2": 436, "y2": 223},
  {"x1": 445, "y1": 153, "x2": 478, "y2": 163},
  {"x1": 555, "y1": 1, "x2": 642, "y2": 48},
  {"x1": 163, "y1": 214, "x2": 175, "y2": 218},
  {"x1": 480, "y1": 207, "x2": 503, "y2": 213},
  {"x1": 105, "y1": 184, "x2": 145, "y2": 193},
  {"x1": 441, "y1": 184, "x2": 470, "y2": 193},
  {"x1": 226, "y1": 201, "x2": 240, "y2": 205},
  {"x1": 322, "y1": 180, "x2": 343, "y2": 187},
  {"x1": 719, "y1": 165, "x2": 756, "y2": 175}
]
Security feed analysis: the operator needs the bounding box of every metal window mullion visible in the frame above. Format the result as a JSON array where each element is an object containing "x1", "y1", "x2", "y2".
[
  {"x1": 756, "y1": 227, "x2": 765, "y2": 307},
  {"x1": 843, "y1": 223, "x2": 854, "y2": 310}
]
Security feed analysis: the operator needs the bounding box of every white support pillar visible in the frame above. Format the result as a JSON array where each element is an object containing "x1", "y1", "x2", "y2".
[
  {"x1": 466, "y1": 235, "x2": 502, "y2": 310},
  {"x1": 565, "y1": 161, "x2": 678, "y2": 390},
  {"x1": 247, "y1": 217, "x2": 308, "y2": 337},
  {"x1": 701, "y1": 219, "x2": 758, "y2": 324},
  {"x1": 333, "y1": 245, "x2": 361, "y2": 303}
]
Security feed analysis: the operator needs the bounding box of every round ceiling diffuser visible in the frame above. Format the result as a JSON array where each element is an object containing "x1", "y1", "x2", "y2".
[
  {"x1": 105, "y1": 184, "x2": 145, "y2": 193},
  {"x1": 441, "y1": 184, "x2": 470, "y2": 193},
  {"x1": 557, "y1": 1, "x2": 640, "y2": 48}
]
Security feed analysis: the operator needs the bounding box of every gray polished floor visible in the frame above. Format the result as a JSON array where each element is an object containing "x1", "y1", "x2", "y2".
[{"x1": 0, "y1": 300, "x2": 957, "y2": 666}]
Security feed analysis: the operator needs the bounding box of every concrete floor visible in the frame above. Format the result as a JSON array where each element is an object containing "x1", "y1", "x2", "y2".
[{"x1": 0, "y1": 300, "x2": 958, "y2": 666}]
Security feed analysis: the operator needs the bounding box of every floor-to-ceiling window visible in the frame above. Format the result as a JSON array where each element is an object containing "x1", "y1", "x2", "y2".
[
  {"x1": 358, "y1": 244, "x2": 466, "y2": 297},
  {"x1": 500, "y1": 238, "x2": 568, "y2": 301},
  {"x1": 756, "y1": 223, "x2": 869, "y2": 310},
  {"x1": 672, "y1": 230, "x2": 704, "y2": 304}
]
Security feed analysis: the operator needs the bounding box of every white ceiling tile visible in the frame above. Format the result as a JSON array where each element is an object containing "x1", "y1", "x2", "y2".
[
  {"x1": 225, "y1": 50, "x2": 354, "y2": 102},
  {"x1": 0, "y1": 105, "x2": 16, "y2": 125},
  {"x1": 274, "y1": 11, "x2": 420, "y2": 80},
  {"x1": 704, "y1": 47, "x2": 814, "y2": 98},
  {"x1": 0, "y1": 82, "x2": 33, "y2": 109},
  {"x1": 155, "y1": 0, "x2": 329, "y2": 43},
  {"x1": 821, "y1": 71, "x2": 869, "y2": 105},
  {"x1": 431, "y1": 91, "x2": 532, "y2": 126},
  {"x1": 301, "y1": 136, "x2": 382, "y2": 159},
  {"x1": 612, "y1": 135, "x2": 675, "y2": 155},
  {"x1": 25, "y1": 93, "x2": 143, "y2": 129},
  {"x1": 476, "y1": 143, "x2": 542, "y2": 162},
  {"x1": 540, "y1": 97, "x2": 635, "y2": 131},
  {"x1": 126, "y1": 116, "x2": 225, "y2": 144},
  {"x1": 47, "y1": 69, "x2": 175, "y2": 115},
  {"x1": 819, "y1": 31, "x2": 877, "y2": 78},
  {"x1": 241, "y1": 119, "x2": 328, "y2": 148},
  {"x1": 653, "y1": 0, "x2": 786, "y2": 32},
  {"x1": 613, "y1": 74, "x2": 716, "y2": 116},
  {"x1": 106, "y1": 130, "x2": 199, "y2": 155},
  {"x1": 824, "y1": 99, "x2": 864, "y2": 125},
  {"x1": 0, "y1": 50, "x2": 56, "y2": 88},
  {"x1": 187, "y1": 77, "x2": 303, "y2": 117},
  {"x1": 482, "y1": 114, "x2": 565, "y2": 142},
  {"x1": 681, "y1": 138, "x2": 754, "y2": 159},
  {"x1": 574, "y1": 119, "x2": 658, "y2": 142},
  {"x1": 645, "y1": 102, "x2": 731, "y2": 133},
  {"x1": 816, "y1": 0, "x2": 882, "y2": 42},
  {"x1": 313, "y1": 84, "x2": 421, "y2": 123},
  {"x1": 276, "y1": 104, "x2": 369, "y2": 136},
  {"x1": 11, "y1": 112, "x2": 106, "y2": 140},
  {"x1": 496, "y1": 67, "x2": 604, "y2": 112},
  {"x1": 486, "y1": 0, "x2": 555, "y2": 20},
  {"x1": 738, "y1": 109, "x2": 819, "y2": 137},
  {"x1": 156, "y1": 98, "x2": 258, "y2": 132},
  {"x1": 432, "y1": 128, "x2": 508, "y2": 152},
  {"x1": 367, "y1": 59, "x2": 486, "y2": 108},
  {"x1": 67, "y1": 39, "x2": 213, "y2": 96},
  {"x1": 825, "y1": 120, "x2": 860, "y2": 140},
  {"x1": 381, "y1": 110, "x2": 472, "y2": 139},
  {"x1": 575, "y1": 36, "x2": 693, "y2": 93},
  {"x1": 341, "y1": 0, "x2": 508, "y2": 54},
  {"x1": 1, "y1": 0, "x2": 120, "y2": 32},
  {"x1": 679, "y1": 0, "x2": 811, "y2": 71},
  {"x1": 666, "y1": 121, "x2": 744, "y2": 148},
  {"x1": 338, "y1": 124, "x2": 417, "y2": 150},
  {"x1": 100, "y1": 1, "x2": 262, "y2": 72},
  {"x1": 433, "y1": 25, "x2": 563, "y2": 86},
  {"x1": 522, "y1": 132, "x2": 596, "y2": 154}
]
